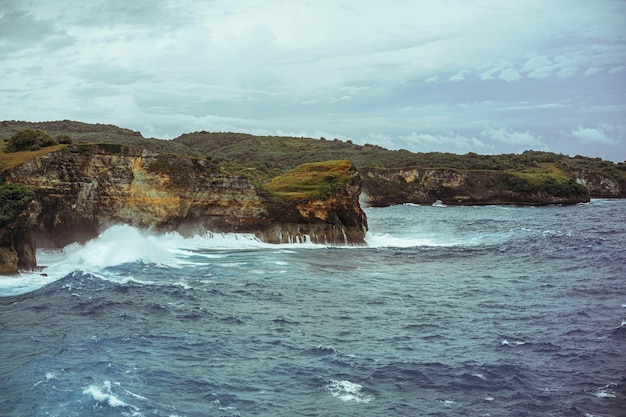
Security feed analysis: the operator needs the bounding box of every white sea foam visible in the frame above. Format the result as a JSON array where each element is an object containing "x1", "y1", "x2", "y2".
[
  {"x1": 501, "y1": 339, "x2": 526, "y2": 346},
  {"x1": 364, "y1": 227, "x2": 522, "y2": 248},
  {"x1": 595, "y1": 390, "x2": 616, "y2": 398},
  {"x1": 0, "y1": 220, "x2": 489, "y2": 295},
  {"x1": 0, "y1": 224, "x2": 328, "y2": 295},
  {"x1": 33, "y1": 371, "x2": 57, "y2": 387},
  {"x1": 64, "y1": 225, "x2": 175, "y2": 269},
  {"x1": 327, "y1": 379, "x2": 373, "y2": 403},
  {"x1": 594, "y1": 383, "x2": 618, "y2": 398},
  {"x1": 83, "y1": 381, "x2": 130, "y2": 408},
  {"x1": 364, "y1": 232, "x2": 461, "y2": 248},
  {"x1": 0, "y1": 271, "x2": 62, "y2": 297}
]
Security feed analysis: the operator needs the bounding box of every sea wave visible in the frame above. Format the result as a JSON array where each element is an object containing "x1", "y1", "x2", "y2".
[
  {"x1": 326, "y1": 379, "x2": 374, "y2": 403},
  {"x1": 0, "y1": 225, "x2": 326, "y2": 296}
]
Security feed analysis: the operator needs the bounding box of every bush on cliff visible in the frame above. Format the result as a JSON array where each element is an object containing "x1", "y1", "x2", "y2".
[
  {"x1": 6, "y1": 129, "x2": 58, "y2": 152},
  {"x1": 56, "y1": 134, "x2": 73, "y2": 144},
  {"x1": 0, "y1": 183, "x2": 34, "y2": 227}
]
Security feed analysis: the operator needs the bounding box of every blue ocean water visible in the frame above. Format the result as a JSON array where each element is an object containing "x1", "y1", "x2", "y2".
[{"x1": 1, "y1": 200, "x2": 625, "y2": 416}]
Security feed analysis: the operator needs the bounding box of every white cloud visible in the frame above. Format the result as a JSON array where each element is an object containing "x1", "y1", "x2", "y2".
[
  {"x1": 526, "y1": 66, "x2": 554, "y2": 79},
  {"x1": 498, "y1": 68, "x2": 521, "y2": 81},
  {"x1": 609, "y1": 65, "x2": 625, "y2": 74},
  {"x1": 571, "y1": 125, "x2": 619, "y2": 145},
  {"x1": 399, "y1": 131, "x2": 491, "y2": 152},
  {"x1": 495, "y1": 102, "x2": 567, "y2": 111},
  {"x1": 450, "y1": 71, "x2": 467, "y2": 82},
  {"x1": 556, "y1": 66, "x2": 578, "y2": 78},
  {"x1": 522, "y1": 52, "x2": 590, "y2": 79},
  {"x1": 481, "y1": 127, "x2": 544, "y2": 146},
  {"x1": 478, "y1": 60, "x2": 514, "y2": 80},
  {"x1": 522, "y1": 55, "x2": 553, "y2": 72},
  {"x1": 583, "y1": 67, "x2": 603, "y2": 76}
]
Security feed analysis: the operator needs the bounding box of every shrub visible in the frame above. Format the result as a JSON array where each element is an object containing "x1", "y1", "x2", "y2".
[
  {"x1": 0, "y1": 183, "x2": 34, "y2": 227},
  {"x1": 57, "y1": 134, "x2": 73, "y2": 144},
  {"x1": 5, "y1": 129, "x2": 58, "y2": 152}
]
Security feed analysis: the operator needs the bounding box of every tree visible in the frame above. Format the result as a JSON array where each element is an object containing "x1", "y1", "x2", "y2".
[
  {"x1": 0, "y1": 183, "x2": 34, "y2": 227},
  {"x1": 5, "y1": 129, "x2": 58, "y2": 152}
]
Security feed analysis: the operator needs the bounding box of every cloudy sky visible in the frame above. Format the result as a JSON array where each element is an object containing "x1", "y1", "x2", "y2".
[{"x1": 1, "y1": 0, "x2": 625, "y2": 161}]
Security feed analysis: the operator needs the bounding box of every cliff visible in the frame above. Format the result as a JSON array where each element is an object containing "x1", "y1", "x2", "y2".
[
  {"x1": 1, "y1": 145, "x2": 367, "y2": 273},
  {"x1": 571, "y1": 169, "x2": 625, "y2": 198},
  {"x1": 361, "y1": 167, "x2": 592, "y2": 206}
]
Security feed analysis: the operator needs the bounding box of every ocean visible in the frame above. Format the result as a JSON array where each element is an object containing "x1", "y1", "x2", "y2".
[{"x1": 1, "y1": 199, "x2": 625, "y2": 416}]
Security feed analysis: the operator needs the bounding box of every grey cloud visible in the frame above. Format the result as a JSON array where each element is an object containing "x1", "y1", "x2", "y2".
[{"x1": 0, "y1": 9, "x2": 65, "y2": 54}]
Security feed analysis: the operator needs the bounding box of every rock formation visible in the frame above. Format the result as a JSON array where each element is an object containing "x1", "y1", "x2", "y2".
[
  {"x1": 361, "y1": 167, "x2": 592, "y2": 206},
  {"x1": 2, "y1": 144, "x2": 368, "y2": 273}
]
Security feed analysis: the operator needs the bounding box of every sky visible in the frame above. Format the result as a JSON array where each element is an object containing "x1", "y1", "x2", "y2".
[{"x1": 1, "y1": 0, "x2": 625, "y2": 161}]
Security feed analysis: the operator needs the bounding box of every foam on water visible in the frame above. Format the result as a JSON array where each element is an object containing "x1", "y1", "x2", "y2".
[
  {"x1": 83, "y1": 381, "x2": 132, "y2": 408},
  {"x1": 0, "y1": 224, "x2": 328, "y2": 296},
  {"x1": 364, "y1": 229, "x2": 520, "y2": 248},
  {"x1": 326, "y1": 379, "x2": 373, "y2": 403},
  {"x1": 365, "y1": 232, "x2": 453, "y2": 247},
  {"x1": 501, "y1": 339, "x2": 527, "y2": 346},
  {"x1": 593, "y1": 383, "x2": 618, "y2": 399},
  {"x1": 1, "y1": 218, "x2": 528, "y2": 296}
]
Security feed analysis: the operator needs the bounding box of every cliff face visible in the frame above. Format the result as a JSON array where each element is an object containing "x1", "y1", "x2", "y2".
[
  {"x1": 572, "y1": 169, "x2": 625, "y2": 198},
  {"x1": 4, "y1": 145, "x2": 367, "y2": 272},
  {"x1": 361, "y1": 167, "x2": 592, "y2": 206},
  {"x1": 257, "y1": 174, "x2": 367, "y2": 245}
]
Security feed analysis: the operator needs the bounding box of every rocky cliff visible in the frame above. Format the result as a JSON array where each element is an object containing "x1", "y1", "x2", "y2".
[
  {"x1": 571, "y1": 169, "x2": 625, "y2": 198},
  {"x1": 2, "y1": 144, "x2": 368, "y2": 273},
  {"x1": 361, "y1": 167, "x2": 592, "y2": 206}
]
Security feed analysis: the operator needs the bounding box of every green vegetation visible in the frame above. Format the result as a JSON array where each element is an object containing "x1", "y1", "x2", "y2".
[
  {"x1": 1, "y1": 120, "x2": 624, "y2": 200},
  {"x1": 0, "y1": 183, "x2": 34, "y2": 227},
  {"x1": 0, "y1": 144, "x2": 64, "y2": 171},
  {"x1": 363, "y1": 175, "x2": 407, "y2": 199},
  {"x1": 171, "y1": 132, "x2": 626, "y2": 189},
  {"x1": 265, "y1": 160, "x2": 355, "y2": 200},
  {"x1": 96, "y1": 143, "x2": 129, "y2": 155},
  {"x1": 5, "y1": 129, "x2": 57, "y2": 152},
  {"x1": 57, "y1": 134, "x2": 73, "y2": 144},
  {"x1": 497, "y1": 172, "x2": 588, "y2": 197}
]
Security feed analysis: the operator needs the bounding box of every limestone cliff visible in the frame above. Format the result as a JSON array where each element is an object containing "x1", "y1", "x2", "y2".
[
  {"x1": 3, "y1": 144, "x2": 367, "y2": 272},
  {"x1": 361, "y1": 167, "x2": 591, "y2": 206},
  {"x1": 572, "y1": 169, "x2": 625, "y2": 198}
]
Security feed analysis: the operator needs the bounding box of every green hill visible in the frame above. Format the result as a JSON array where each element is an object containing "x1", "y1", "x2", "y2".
[{"x1": 2, "y1": 120, "x2": 625, "y2": 202}]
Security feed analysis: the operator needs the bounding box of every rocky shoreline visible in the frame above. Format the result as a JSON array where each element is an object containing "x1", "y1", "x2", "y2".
[{"x1": 0, "y1": 145, "x2": 367, "y2": 274}]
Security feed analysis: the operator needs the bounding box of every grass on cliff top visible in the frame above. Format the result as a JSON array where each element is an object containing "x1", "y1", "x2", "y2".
[
  {"x1": 0, "y1": 142, "x2": 65, "y2": 171},
  {"x1": 508, "y1": 166, "x2": 569, "y2": 185},
  {"x1": 264, "y1": 160, "x2": 354, "y2": 200}
]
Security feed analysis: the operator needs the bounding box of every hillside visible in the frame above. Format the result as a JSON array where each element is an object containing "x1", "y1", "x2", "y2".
[
  {"x1": 173, "y1": 132, "x2": 626, "y2": 184},
  {"x1": 2, "y1": 120, "x2": 625, "y2": 204}
]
